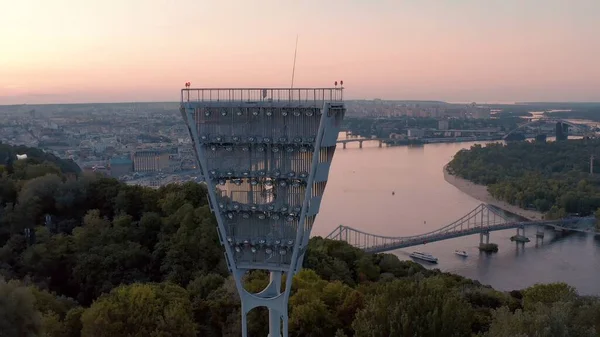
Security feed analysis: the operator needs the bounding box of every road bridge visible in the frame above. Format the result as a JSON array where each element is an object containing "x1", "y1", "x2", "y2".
[{"x1": 325, "y1": 203, "x2": 596, "y2": 253}]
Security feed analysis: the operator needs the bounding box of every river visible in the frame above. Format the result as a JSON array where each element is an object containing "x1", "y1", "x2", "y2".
[{"x1": 312, "y1": 135, "x2": 600, "y2": 295}]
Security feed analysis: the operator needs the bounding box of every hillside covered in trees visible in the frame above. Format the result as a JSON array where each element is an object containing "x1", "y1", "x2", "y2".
[
  {"x1": 1, "y1": 144, "x2": 600, "y2": 336},
  {"x1": 448, "y1": 139, "x2": 600, "y2": 220}
]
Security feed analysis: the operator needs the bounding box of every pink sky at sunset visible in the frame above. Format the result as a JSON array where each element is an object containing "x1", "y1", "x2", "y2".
[{"x1": 1, "y1": 0, "x2": 599, "y2": 104}]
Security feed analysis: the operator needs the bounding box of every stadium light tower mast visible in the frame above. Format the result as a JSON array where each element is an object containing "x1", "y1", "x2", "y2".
[{"x1": 180, "y1": 85, "x2": 345, "y2": 337}]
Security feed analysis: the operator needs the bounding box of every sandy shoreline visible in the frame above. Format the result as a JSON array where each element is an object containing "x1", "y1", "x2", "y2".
[{"x1": 443, "y1": 165, "x2": 544, "y2": 221}]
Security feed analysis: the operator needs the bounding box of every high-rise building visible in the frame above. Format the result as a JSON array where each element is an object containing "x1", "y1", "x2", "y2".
[{"x1": 180, "y1": 87, "x2": 345, "y2": 337}]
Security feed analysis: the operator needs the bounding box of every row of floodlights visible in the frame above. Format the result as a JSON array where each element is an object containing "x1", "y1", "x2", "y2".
[
  {"x1": 208, "y1": 144, "x2": 314, "y2": 154},
  {"x1": 227, "y1": 238, "x2": 295, "y2": 256},
  {"x1": 200, "y1": 135, "x2": 316, "y2": 144},
  {"x1": 203, "y1": 107, "x2": 320, "y2": 118},
  {"x1": 210, "y1": 169, "x2": 308, "y2": 179},
  {"x1": 219, "y1": 202, "x2": 302, "y2": 214},
  {"x1": 225, "y1": 211, "x2": 299, "y2": 222},
  {"x1": 215, "y1": 178, "x2": 306, "y2": 188}
]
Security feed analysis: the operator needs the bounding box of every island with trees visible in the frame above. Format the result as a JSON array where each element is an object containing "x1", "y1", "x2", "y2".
[
  {"x1": 1, "y1": 143, "x2": 600, "y2": 336},
  {"x1": 448, "y1": 139, "x2": 600, "y2": 226}
]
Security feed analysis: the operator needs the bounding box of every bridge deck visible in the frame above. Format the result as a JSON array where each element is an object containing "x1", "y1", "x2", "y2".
[{"x1": 326, "y1": 203, "x2": 596, "y2": 253}]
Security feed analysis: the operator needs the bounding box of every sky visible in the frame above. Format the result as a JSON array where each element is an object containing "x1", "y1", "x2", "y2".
[{"x1": 1, "y1": 0, "x2": 599, "y2": 104}]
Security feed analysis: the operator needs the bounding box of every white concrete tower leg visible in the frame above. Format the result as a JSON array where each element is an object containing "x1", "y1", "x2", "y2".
[
  {"x1": 268, "y1": 271, "x2": 282, "y2": 337},
  {"x1": 241, "y1": 304, "x2": 249, "y2": 337}
]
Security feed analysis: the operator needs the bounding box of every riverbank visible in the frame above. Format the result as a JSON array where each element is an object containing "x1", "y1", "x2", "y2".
[{"x1": 443, "y1": 165, "x2": 544, "y2": 221}]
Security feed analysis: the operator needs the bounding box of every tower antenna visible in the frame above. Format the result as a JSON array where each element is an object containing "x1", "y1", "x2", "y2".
[{"x1": 291, "y1": 35, "x2": 299, "y2": 88}]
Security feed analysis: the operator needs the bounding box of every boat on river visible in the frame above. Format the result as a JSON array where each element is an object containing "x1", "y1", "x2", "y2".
[
  {"x1": 409, "y1": 251, "x2": 438, "y2": 263},
  {"x1": 454, "y1": 250, "x2": 468, "y2": 257}
]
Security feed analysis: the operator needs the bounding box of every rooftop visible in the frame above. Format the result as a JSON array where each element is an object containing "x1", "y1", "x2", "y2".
[{"x1": 181, "y1": 87, "x2": 344, "y2": 105}]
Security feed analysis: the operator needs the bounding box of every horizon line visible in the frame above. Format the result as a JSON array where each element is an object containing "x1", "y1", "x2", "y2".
[{"x1": 2, "y1": 99, "x2": 600, "y2": 107}]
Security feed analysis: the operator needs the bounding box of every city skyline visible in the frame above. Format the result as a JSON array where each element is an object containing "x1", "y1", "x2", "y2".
[{"x1": 2, "y1": 0, "x2": 599, "y2": 105}]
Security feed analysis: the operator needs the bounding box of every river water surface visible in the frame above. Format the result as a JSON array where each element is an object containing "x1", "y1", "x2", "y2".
[{"x1": 312, "y1": 136, "x2": 600, "y2": 295}]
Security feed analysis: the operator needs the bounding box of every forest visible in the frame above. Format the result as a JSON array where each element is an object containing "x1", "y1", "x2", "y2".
[
  {"x1": 1, "y1": 143, "x2": 600, "y2": 336},
  {"x1": 447, "y1": 139, "x2": 600, "y2": 223}
]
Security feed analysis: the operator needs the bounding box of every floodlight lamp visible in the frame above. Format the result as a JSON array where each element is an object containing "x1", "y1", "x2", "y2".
[
  {"x1": 241, "y1": 146, "x2": 249, "y2": 152},
  {"x1": 263, "y1": 137, "x2": 271, "y2": 143},
  {"x1": 236, "y1": 108, "x2": 244, "y2": 116},
  {"x1": 281, "y1": 205, "x2": 288, "y2": 212},
  {"x1": 286, "y1": 146, "x2": 294, "y2": 153},
  {"x1": 210, "y1": 145, "x2": 217, "y2": 151},
  {"x1": 242, "y1": 212, "x2": 250, "y2": 219},
  {"x1": 279, "y1": 249, "x2": 287, "y2": 256},
  {"x1": 215, "y1": 136, "x2": 223, "y2": 142},
  {"x1": 273, "y1": 170, "x2": 281, "y2": 177},
  {"x1": 308, "y1": 136, "x2": 315, "y2": 142},
  {"x1": 265, "y1": 109, "x2": 273, "y2": 117},
  {"x1": 218, "y1": 202, "x2": 225, "y2": 209},
  {"x1": 292, "y1": 181, "x2": 300, "y2": 188},
  {"x1": 267, "y1": 204, "x2": 275, "y2": 211},
  {"x1": 259, "y1": 239, "x2": 266, "y2": 245},
  {"x1": 257, "y1": 146, "x2": 265, "y2": 152},
  {"x1": 279, "y1": 180, "x2": 287, "y2": 187},
  {"x1": 286, "y1": 216, "x2": 295, "y2": 222},
  {"x1": 288, "y1": 171, "x2": 296, "y2": 177},
  {"x1": 250, "y1": 204, "x2": 258, "y2": 211},
  {"x1": 287, "y1": 239, "x2": 294, "y2": 245},
  {"x1": 243, "y1": 239, "x2": 249, "y2": 245},
  {"x1": 279, "y1": 137, "x2": 288, "y2": 143},
  {"x1": 282, "y1": 110, "x2": 288, "y2": 116},
  {"x1": 250, "y1": 179, "x2": 258, "y2": 186},
  {"x1": 272, "y1": 146, "x2": 279, "y2": 153},
  {"x1": 293, "y1": 206, "x2": 301, "y2": 213},
  {"x1": 293, "y1": 109, "x2": 301, "y2": 117},
  {"x1": 226, "y1": 170, "x2": 233, "y2": 176},
  {"x1": 252, "y1": 109, "x2": 259, "y2": 116},
  {"x1": 227, "y1": 237, "x2": 233, "y2": 243},
  {"x1": 299, "y1": 171, "x2": 308, "y2": 178},
  {"x1": 218, "y1": 179, "x2": 226, "y2": 186},
  {"x1": 251, "y1": 247, "x2": 257, "y2": 253},
  {"x1": 221, "y1": 109, "x2": 228, "y2": 116},
  {"x1": 232, "y1": 203, "x2": 240, "y2": 210},
  {"x1": 201, "y1": 135, "x2": 208, "y2": 141},
  {"x1": 248, "y1": 136, "x2": 256, "y2": 142},
  {"x1": 265, "y1": 247, "x2": 273, "y2": 254},
  {"x1": 204, "y1": 110, "x2": 211, "y2": 117},
  {"x1": 242, "y1": 170, "x2": 250, "y2": 177},
  {"x1": 233, "y1": 136, "x2": 240, "y2": 142},
  {"x1": 306, "y1": 109, "x2": 314, "y2": 116},
  {"x1": 299, "y1": 147, "x2": 307, "y2": 153},
  {"x1": 294, "y1": 137, "x2": 302, "y2": 143},
  {"x1": 226, "y1": 212, "x2": 234, "y2": 220},
  {"x1": 235, "y1": 246, "x2": 242, "y2": 253},
  {"x1": 225, "y1": 146, "x2": 233, "y2": 152},
  {"x1": 265, "y1": 180, "x2": 273, "y2": 187},
  {"x1": 210, "y1": 169, "x2": 217, "y2": 176},
  {"x1": 275, "y1": 239, "x2": 281, "y2": 245},
  {"x1": 258, "y1": 170, "x2": 266, "y2": 176},
  {"x1": 271, "y1": 214, "x2": 280, "y2": 220},
  {"x1": 258, "y1": 213, "x2": 266, "y2": 220}
]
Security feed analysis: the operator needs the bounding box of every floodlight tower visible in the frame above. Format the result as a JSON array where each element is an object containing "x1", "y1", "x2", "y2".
[{"x1": 180, "y1": 84, "x2": 345, "y2": 337}]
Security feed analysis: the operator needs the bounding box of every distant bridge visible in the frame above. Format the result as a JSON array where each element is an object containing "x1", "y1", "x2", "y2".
[
  {"x1": 325, "y1": 203, "x2": 596, "y2": 253},
  {"x1": 336, "y1": 138, "x2": 387, "y2": 148},
  {"x1": 503, "y1": 118, "x2": 589, "y2": 140}
]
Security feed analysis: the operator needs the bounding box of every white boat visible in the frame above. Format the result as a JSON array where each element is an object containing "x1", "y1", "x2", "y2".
[
  {"x1": 409, "y1": 251, "x2": 438, "y2": 263},
  {"x1": 454, "y1": 250, "x2": 468, "y2": 257}
]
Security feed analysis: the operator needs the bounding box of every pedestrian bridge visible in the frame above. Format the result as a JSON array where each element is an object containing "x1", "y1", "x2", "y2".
[{"x1": 325, "y1": 203, "x2": 596, "y2": 253}]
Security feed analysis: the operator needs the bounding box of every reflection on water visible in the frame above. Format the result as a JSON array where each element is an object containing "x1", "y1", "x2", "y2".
[{"x1": 314, "y1": 135, "x2": 600, "y2": 295}]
